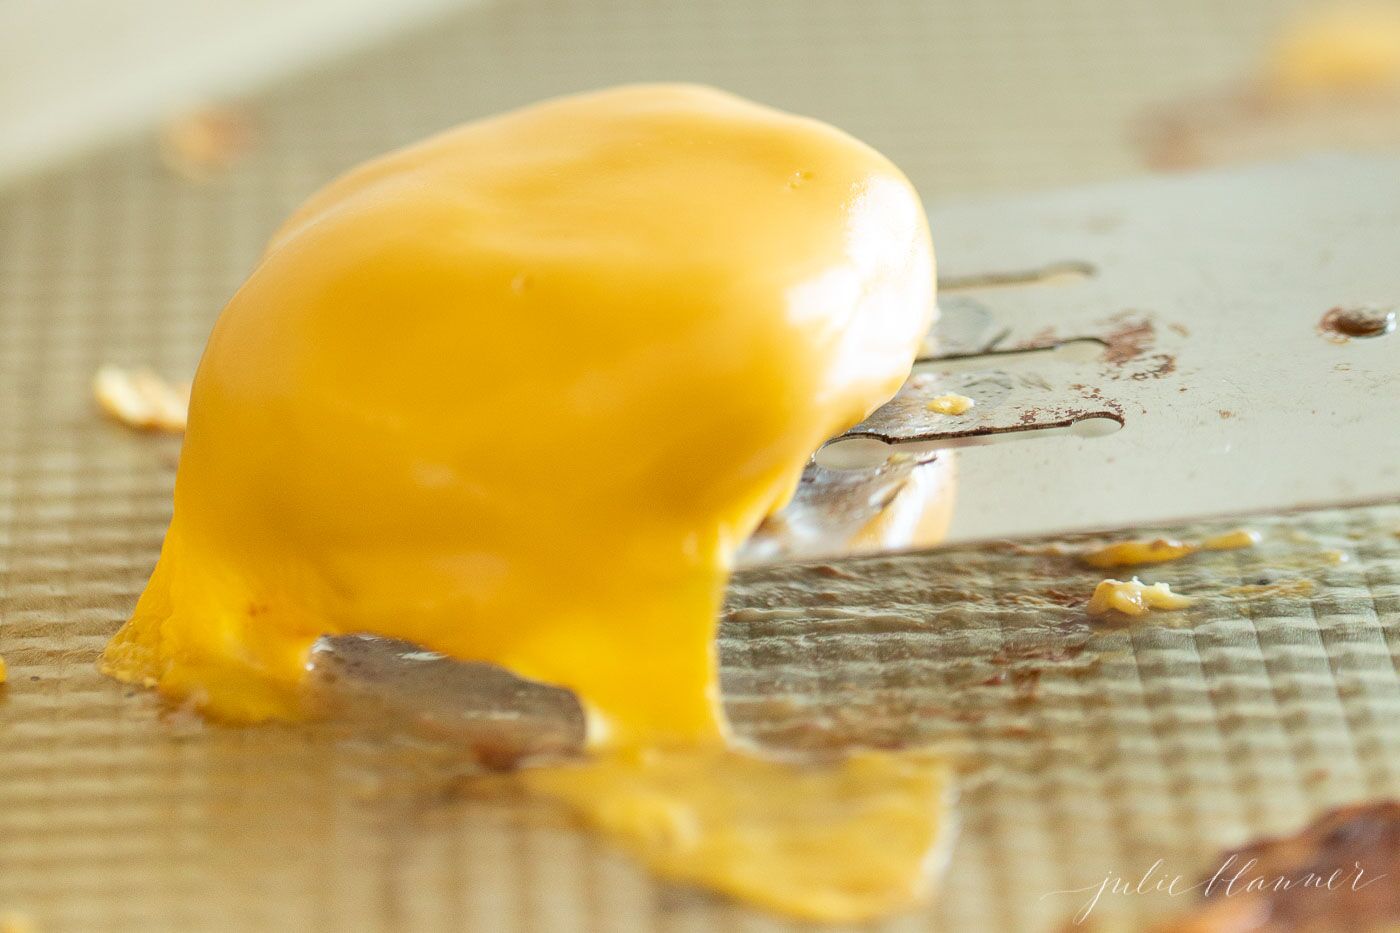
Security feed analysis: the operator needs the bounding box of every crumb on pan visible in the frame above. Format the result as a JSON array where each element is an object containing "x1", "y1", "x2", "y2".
[
  {"x1": 1087, "y1": 578, "x2": 1194, "y2": 616},
  {"x1": 93, "y1": 366, "x2": 190, "y2": 433},
  {"x1": 926, "y1": 393, "x2": 974, "y2": 415},
  {"x1": 1082, "y1": 537, "x2": 1196, "y2": 569},
  {"x1": 1082, "y1": 529, "x2": 1259, "y2": 568},
  {"x1": 1200, "y1": 528, "x2": 1262, "y2": 550}
]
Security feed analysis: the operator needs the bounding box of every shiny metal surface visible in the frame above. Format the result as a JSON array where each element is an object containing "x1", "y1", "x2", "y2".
[{"x1": 757, "y1": 157, "x2": 1400, "y2": 560}]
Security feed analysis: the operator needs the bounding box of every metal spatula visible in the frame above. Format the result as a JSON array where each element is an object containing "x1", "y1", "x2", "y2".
[{"x1": 741, "y1": 155, "x2": 1400, "y2": 565}]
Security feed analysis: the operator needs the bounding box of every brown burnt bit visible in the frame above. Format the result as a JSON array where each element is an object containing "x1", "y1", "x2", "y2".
[
  {"x1": 949, "y1": 708, "x2": 987, "y2": 726},
  {"x1": 1319, "y1": 306, "x2": 1397, "y2": 342},
  {"x1": 1010, "y1": 668, "x2": 1042, "y2": 704},
  {"x1": 1134, "y1": 101, "x2": 1208, "y2": 172},
  {"x1": 998, "y1": 587, "x2": 1089, "y2": 611},
  {"x1": 1151, "y1": 800, "x2": 1400, "y2": 932},
  {"x1": 1125, "y1": 353, "x2": 1177, "y2": 381},
  {"x1": 1101, "y1": 313, "x2": 1156, "y2": 364},
  {"x1": 813, "y1": 564, "x2": 860, "y2": 580},
  {"x1": 989, "y1": 642, "x2": 1090, "y2": 666},
  {"x1": 1069, "y1": 383, "x2": 1127, "y2": 421},
  {"x1": 1219, "y1": 409, "x2": 1235, "y2": 419},
  {"x1": 1008, "y1": 325, "x2": 1062, "y2": 353},
  {"x1": 1038, "y1": 588, "x2": 1085, "y2": 608},
  {"x1": 1131, "y1": 85, "x2": 1278, "y2": 175},
  {"x1": 1071, "y1": 382, "x2": 1109, "y2": 404}
]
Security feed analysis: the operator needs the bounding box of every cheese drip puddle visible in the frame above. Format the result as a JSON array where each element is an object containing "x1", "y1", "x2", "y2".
[
  {"x1": 103, "y1": 85, "x2": 954, "y2": 920},
  {"x1": 522, "y1": 747, "x2": 955, "y2": 923}
]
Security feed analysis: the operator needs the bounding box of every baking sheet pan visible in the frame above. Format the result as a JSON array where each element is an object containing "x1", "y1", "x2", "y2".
[{"x1": 3, "y1": 1, "x2": 1398, "y2": 930}]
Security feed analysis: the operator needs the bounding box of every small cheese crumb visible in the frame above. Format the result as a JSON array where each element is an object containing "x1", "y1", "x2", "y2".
[
  {"x1": 1200, "y1": 528, "x2": 1262, "y2": 551},
  {"x1": 1268, "y1": 3, "x2": 1400, "y2": 95},
  {"x1": 1082, "y1": 537, "x2": 1196, "y2": 569},
  {"x1": 0, "y1": 655, "x2": 6, "y2": 684},
  {"x1": 1087, "y1": 577, "x2": 1194, "y2": 616},
  {"x1": 926, "y1": 393, "x2": 974, "y2": 415},
  {"x1": 93, "y1": 366, "x2": 190, "y2": 433},
  {"x1": 1082, "y1": 529, "x2": 1261, "y2": 568}
]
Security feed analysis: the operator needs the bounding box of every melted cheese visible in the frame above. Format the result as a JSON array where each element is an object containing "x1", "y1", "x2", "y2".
[
  {"x1": 102, "y1": 84, "x2": 955, "y2": 921},
  {"x1": 1086, "y1": 578, "x2": 1194, "y2": 616},
  {"x1": 1082, "y1": 529, "x2": 1259, "y2": 568},
  {"x1": 926, "y1": 393, "x2": 974, "y2": 415},
  {"x1": 1200, "y1": 528, "x2": 1262, "y2": 551},
  {"x1": 1081, "y1": 537, "x2": 1196, "y2": 569},
  {"x1": 102, "y1": 84, "x2": 935, "y2": 745},
  {"x1": 523, "y1": 747, "x2": 954, "y2": 923}
]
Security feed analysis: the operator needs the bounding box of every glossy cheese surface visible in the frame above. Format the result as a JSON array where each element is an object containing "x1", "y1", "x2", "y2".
[{"x1": 103, "y1": 84, "x2": 936, "y2": 745}]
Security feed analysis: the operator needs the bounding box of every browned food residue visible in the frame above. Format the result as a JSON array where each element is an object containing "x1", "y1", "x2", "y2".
[
  {"x1": 1223, "y1": 578, "x2": 1316, "y2": 598},
  {"x1": 1126, "y1": 353, "x2": 1177, "y2": 381},
  {"x1": 1150, "y1": 800, "x2": 1400, "y2": 932},
  {"x1": 1101, "y1": 315, "x2": 1155, "y2": 364},
  {"x1": 989, "y1": 642, "x2": 1091, "y2": 666},
  {"x1": 1319, "y1": 305, "x2": 1397, "y2": 342}
]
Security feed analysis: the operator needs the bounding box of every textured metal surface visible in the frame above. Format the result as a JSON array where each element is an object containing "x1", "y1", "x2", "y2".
[
  {"x1": 3, "y1": 0, "x2": 1400, "y2": 931},
  {"x1": 726, "y1": 506, "x2": 1400, "y2": 932}
]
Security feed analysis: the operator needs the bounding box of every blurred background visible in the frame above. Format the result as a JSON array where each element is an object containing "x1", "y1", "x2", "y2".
[{"x1": 5, "y1": 0, "x2": 1400, "y2": 198}]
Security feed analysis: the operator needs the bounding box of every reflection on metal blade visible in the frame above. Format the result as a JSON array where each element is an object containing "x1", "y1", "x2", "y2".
[{"x1": 749, "y1": 156, "x2": 1400, "y2": 563}]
